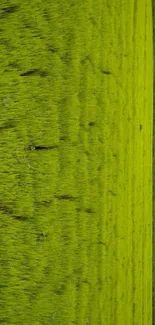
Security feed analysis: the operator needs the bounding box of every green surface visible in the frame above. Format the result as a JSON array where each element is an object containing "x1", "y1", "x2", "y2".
[{"x1": 0, "y1": 1, "x2": 153, "y2": 324}]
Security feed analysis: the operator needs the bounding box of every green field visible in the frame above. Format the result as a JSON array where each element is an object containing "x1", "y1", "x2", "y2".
[{"x1": 0, "y1": 1, "x2": 153, "y2": 324}]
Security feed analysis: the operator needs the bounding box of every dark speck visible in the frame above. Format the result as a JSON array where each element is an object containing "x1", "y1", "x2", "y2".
[
  {"x1": 88, "y1": 122, "x2": 95, "y2": 126},
  {"x1": 101, "y1": 70, "x2": 112, "y2": 75}
]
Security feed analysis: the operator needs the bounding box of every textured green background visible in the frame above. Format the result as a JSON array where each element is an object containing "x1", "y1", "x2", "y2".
[
  {"x1": 0, "y1": 1, "x2": 153, "y2": 324},
  {"x1": 153, "y1": 0, "x2": 155, "y2": 320}
]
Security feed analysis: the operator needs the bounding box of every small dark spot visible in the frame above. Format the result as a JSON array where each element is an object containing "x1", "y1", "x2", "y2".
[
  {"x1": 101, "y1": 70, "x2": 112, "y2": 75},
  {"x1": 75, "y1": 282, "x2": 80, "y2": 291},
  {"x1": 48, "y1": 47, "x2": 58, "y2": 54},
  {"x1": 85, "y1": 150, "x2": 91, "y2": 156},
  {"x1": 36, "y1": 233, "x2": 48, "y2": 242},
  {"x1": 53, "y1": 284, "x2": 65, "y2": 295},
  {"x1": 60, "y1": 136, "x2": 66, "y2": 141},
  {"x1": 139, "y1": 124, "x2": 143, "y2": 131},
  {"x1": 98, "y1": 137, "x2": 103, "y2": 143},
  {"x1": 53, "y1": 289, "x2": 62, "y2": 295},
  {"x1": 88, "y1": 122, "x2": 95, "y2": 127},
  {"x1": 82, "y1": 279, "x2": 90, "y2": 284},
  {"x1": 85, "y1": 208, "x2": 94, "y2": 214}
]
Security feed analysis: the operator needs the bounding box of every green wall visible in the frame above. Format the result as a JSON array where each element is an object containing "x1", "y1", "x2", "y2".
[{"x1": 0, "y1": 1, "x2": 153, "y2": 324}]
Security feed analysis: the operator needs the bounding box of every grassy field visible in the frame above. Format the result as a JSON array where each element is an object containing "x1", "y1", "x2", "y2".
[{"x1": 0, "y1": 1, "x2": 153, "y2": 324}]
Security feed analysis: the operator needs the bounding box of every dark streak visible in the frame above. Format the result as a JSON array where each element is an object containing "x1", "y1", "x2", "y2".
[
  {"x1": 32, "y1": 145, "x2": 58, "y2": 150},
  {"x1": 60, "y1": 136, "x2": 67, "y2": 141},
  {"x1": 101, "y1": 70, "x2": 112, "y2": 75},
  {"x1": 8, "y1": 62, "x2": 19, "y2": 69},
  {"x1": 132, "y1": 302, "x2": 136, "y2": 319},
  {"x1": 139, "y1": 124, "x2": 143, "y2": 131},
  {"x1": 20, "y1": 70, "x2": 38, "y2": 76},
  {"x1": 25, "y1": 145, "x2": 58, "y2": 151},
  {"x1": 35, "y1": 200, "x2": 52, "y2": 207},
  {"x1": 54, "y1": 195, "x2": 78, "y2": 201},
  {"x1": 97, "y1": 241, "x2": 107, "y2": 248},
  {"x1": 0, "y1": 205, "x2": 29, "y2": 221},
  {"x1": 11, "y1": 215, "x2": 29, "y2": 221},
  {"x1": 20, "y1": 69, "x2": 48, "y2": 77},
  {"x1": 24, "y1": 23, "x2": 31, "y2": 29},
  {"x1": 0, "y1": 284, "x2": 8, "y2": 288},
  {"x1": 1, "y1": 6, "x2": 18, "y2": 15},
  {"x1": 0, "y1": 318, "x2": 8, "y2": 323},
  {"x1": 53, "y1": 289, "x2": 62, "y2": 295},
  {"x1": 0, "y1": 204, "x2": 13, "y2": 214},
  {"x1": 0, "y1": 123, "x2": 14, "y2": 130}
]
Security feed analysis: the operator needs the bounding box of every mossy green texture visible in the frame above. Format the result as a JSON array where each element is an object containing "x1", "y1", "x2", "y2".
[{"x1": 0, "y1": 1, "x2": 153, "y2": 324}]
